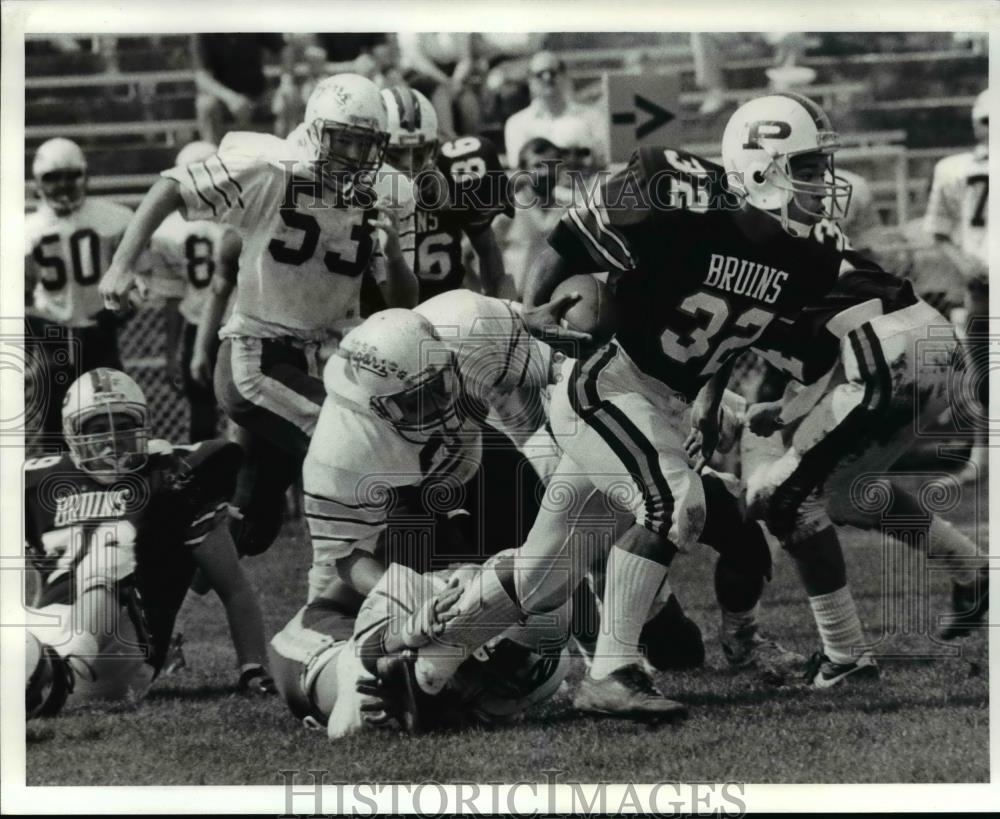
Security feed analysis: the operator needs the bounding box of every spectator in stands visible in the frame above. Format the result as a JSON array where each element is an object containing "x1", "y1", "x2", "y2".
[
  {"x1": 503, "y1": 51, "x2": 607, "y2": 170},
  {"x1": 398, "y1": 33, "x2": 479, "y2": 137},
  {"x1": 193, "y1": 34, "x2": 290, "y2": 144},
  {"x1": 495, "y1": 137, "x2": 575, "y2": 297},
  {"x1": 924, "y1": 88, "x2": 990, "y2": 483}
]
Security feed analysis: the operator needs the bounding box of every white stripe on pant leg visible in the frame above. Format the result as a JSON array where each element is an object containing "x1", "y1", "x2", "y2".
[{"x1": 230, "y1": 337, "x2": 321, "y2": 436}]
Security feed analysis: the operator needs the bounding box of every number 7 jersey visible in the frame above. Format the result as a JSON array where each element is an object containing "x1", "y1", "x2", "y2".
[
  {"x1": 163, "y1": 131, "x2": 401, "y2": 342},
  {"x1": 548, "y1": 146, "x2": 871, "y2": 399}
]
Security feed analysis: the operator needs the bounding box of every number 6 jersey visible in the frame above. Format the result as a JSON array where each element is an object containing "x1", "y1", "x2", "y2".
[
  {"x1": 163, "y1": 130, "x2": 412, "y2": 342},
  {"x1": 548, "y1": 146, "x2": 876, "y2": 400}
]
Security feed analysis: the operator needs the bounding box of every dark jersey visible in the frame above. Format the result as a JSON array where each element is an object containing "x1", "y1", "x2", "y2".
[
  {"x1": 24, "y1": 438, "x2": 242, "y2": 672},
  {"x1": 754, "y1": 267, "x2": 919, "y2": 385},
  {"x1": 548, "y1": 146, "x2": 867, "y2": 399}
]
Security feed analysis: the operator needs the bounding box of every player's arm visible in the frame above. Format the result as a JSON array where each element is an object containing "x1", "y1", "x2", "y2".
[
  {"x1": 190, "y1": 230, "x2": 240, "y2": 387},
  {"x1": 189, "y1": 513, "x2": 273, "y2": 690},
  {"x1": 466, "y1": 225, "x2": 511, "y2": 298},
  {"x1": 684, "y1": 354, "x2": 740, "y2": 471},
  {"x1": 101, "y1": 178, "x2": 185, "y2": 309},
  {"x1": 374, "y1": 206, "x2": 419, "y2": 308}
]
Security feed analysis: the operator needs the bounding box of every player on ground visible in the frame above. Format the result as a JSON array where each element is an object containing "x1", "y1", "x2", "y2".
[
  {"x1": 100, "y1": 74, "x2": 418, "y2": 558},
  {"x1": 143, "y1": 141, "x2": 242, "y2": 443},
  {"x1": 722, "y1": 268, "x2": 990, "y2": 685},
  {"x1": 24, "y1": 368, "x2": 273, "y2": 717},
  {"x1": 269, "y1": 559, "x2": 572, "y2": 738},
  {"x1": 410, "y1": 92, "x2": 872, "y2": 720},
  {"x1": 924, "y1": 88, "x2": 990, "y2": 484},
  {"x1": 25, "y1": 138, "x2": 138, "y2": 447}
]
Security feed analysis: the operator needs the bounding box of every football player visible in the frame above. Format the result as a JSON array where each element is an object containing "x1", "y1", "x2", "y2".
[
  {"x1": 100, "y1": 74, "x2": 418, "y2": 559},
  {"x1": 25, "y1": 138, "x2": 137, "y2": 447},
  {"x1": 269, "y1": 559, "x2": 572, "y2": 738},
  {"x1": 24, "y1": 368, "x2": 273, "y2": 717},
  {"x1": 416, "y1": 92, "x2": 872, "y2": 719},
  {"x1": 363, "y1": 87, "x2": 514, "y2": 314},
  {"x1": 143, "y1": 141, "x2": 242, "y2": 443},
  {"x1": 722, "y1": 268, "x2": 990, "y2": 685},
  {"x1": 924, "y1": 88, "x2": 990, "y2": 484}
]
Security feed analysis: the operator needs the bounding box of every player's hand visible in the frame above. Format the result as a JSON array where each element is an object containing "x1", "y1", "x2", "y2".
[
  {"x1": 746, "y1": 401, "x2": 785, "y2": 437},
  {"x1": 100, "y1": 262, "x2": 139, "y2": 313},
  {"x1": 400, "y1": 581, "x2": 465, "y2": 649},
  {"x1": 374, "y1": 201, "x2": 403, "y2": 259},
  {"x1": 237, "y1": 664, "x2": 277, "y2": 696},
  {"x1": 190, "y1": 348, "x2": 214, "y2": 389},
  {"x1": 686, "y1": 397, "x2": 723, "y2": 473},
  {"x1": 521, "y1": 293, "x2": 593, "y2": 343}
]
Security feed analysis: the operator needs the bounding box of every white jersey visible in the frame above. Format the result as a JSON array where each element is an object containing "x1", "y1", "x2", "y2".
[
  {"x1": 163, "y1": 129, "x2": 413, "y2": 342},
  {"x1": 25, "y1": 199, "x2": 134, "y2": 327},
  {"x1": 303, "y1": 291, "x2": 552, "y2": 568},
  {"x1": 147, "y1": 211, "x2": 236, "y2": 325},
  {"x1": 924, "y1": 146, "x2": 989, "y2": 266}
]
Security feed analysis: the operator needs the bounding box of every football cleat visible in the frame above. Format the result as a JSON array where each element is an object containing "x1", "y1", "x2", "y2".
[
  {"x1": 26, "y1": 634, "x2": 75, "y2": 719},
  {"x1": 162, "y1": 633, "x2": 188, "y2": 675},
  {"x1": 721, "y1": 625, "x2": 806, "y2": 684},
  {"x1": 573, "y1": 664, "x2": 688, "y2": 722},
  {"x1": 804, "y1": 650, "x2": 879, "y2": 689},
  {"x1": 938, "y1": 570, "x2": 990, "y2": 640}
]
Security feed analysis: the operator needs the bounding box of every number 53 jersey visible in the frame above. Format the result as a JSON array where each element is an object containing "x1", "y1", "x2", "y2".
[
  {"x1": 549, "y1": 146, "x2": 873, "y2": 400},
  {"x1": 25, "y1": 199, "x2": 135, "y2": 327},
  {"x1": 163, "y1": 131, "x2": 406, "y2": 342}
]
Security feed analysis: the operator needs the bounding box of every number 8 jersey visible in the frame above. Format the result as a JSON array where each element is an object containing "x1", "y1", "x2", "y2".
[
  {"x1": 548, "y1": 146, "x2": 871, "y2": 400},
  {"x1": 25, "y1": 198, "x2": 134, "y2": 327},
  {"x1": 163, "y1": 131, "x2": 408, "y2": 342}
]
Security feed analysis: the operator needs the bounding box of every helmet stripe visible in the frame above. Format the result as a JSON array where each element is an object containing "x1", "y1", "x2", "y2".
[
  {"x1": 412, "y1": 91, "x2": 422, "y2": 130},
  {"x1": 389, "y1": 86, "x2": 413, "y2": 131},
  {"x1": 772, "y1": 91, "x2": 832, "y2": 131}
]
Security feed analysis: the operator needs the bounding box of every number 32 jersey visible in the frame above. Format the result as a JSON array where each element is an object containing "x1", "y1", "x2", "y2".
[
  {"x1": 25, "y1": 199, "x2": 134, "y2": 327},
  {"x1": 163, "y1": 131, "x2": 394, "y2": 342},
  {"x1": 549, "y1": 146, "x2": 872, "y2": 400}
]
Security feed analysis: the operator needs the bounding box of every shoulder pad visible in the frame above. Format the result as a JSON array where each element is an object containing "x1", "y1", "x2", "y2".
[{"x1": 23, "y1": 453, "x2": 74, "y2": 487}]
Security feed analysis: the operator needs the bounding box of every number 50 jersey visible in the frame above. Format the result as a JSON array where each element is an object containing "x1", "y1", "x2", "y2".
[
  {"x1": 163, "y1": 131, "x2": 406, "y2": 343},
  {"x1": 25, "y1": 199, "x2": 134, "y2": 327},
  {"x1": 549, "y1": 146, "x2": 873, "y2": 400}
]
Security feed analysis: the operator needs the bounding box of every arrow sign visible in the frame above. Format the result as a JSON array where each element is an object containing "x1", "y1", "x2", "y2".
[
  {"x1": 612, "y1": 95, "x2": 675, "y2": 138},
  {"x1": 605, "y1": 72, "x2": 682, "y2": 163}
]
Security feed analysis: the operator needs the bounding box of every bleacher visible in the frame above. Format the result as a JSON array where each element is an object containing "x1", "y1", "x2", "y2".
[{"x1": 25, "y1": 32, "x2": 987, "y2": 224}]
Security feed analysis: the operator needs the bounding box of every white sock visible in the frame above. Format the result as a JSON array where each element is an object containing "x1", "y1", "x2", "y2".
[
  {"x1": 929, "y1": 516, "x2": 987, "y2": 582},
  {"x1": 720, "y1": 603, "x2": 760, "y2": 642},
  {"x1": 414, "y1": 564, "x2": 521, "y2": 694},
  {"x1": 590, "y1": 546, "x2": 668, "y2": 680},
  {"x1": 809, "y1": 586, "x2": 866, "y2": 665}
]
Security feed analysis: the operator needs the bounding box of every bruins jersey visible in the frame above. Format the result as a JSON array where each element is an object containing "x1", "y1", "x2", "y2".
[
  {"x1": 924, "y1": 146, "x2": 988, "y2": 266},
  {"x1": 549, "y1": 146, "x2": 870, "y2": 400},
  {"x1": 754, "y1": 268, "x2": 919, "y2": 385},
  {"x1": 163, "y1": 130, "x2": 412, "y2": 342},
  {"x1": 25, "y1": 199, "x2": 135, "y2": 327},
  {"x1": 304, "y1": 291, "x2": 550, "y2": 560},
  {"x1": 147, "y1": 211, "x2": 237, "y2": 325},
  {"x1": 24, "y1": 438, "x2": 241, "y2": 672}
]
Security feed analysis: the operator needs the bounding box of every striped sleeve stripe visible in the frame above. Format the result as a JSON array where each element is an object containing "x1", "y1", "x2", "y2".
[
  {"x1": 214, "y1": 155, "x2": 244, "y2": 193},
  {"x1": 590, "y1": 186, "x2": 634, "y2": 264},
  {"x1": 187, "y1": 165, "x2": 218, "y2": 217},
  {"x1": 184, "y1": 534, "x2": 209, "y2": 546},
  {"x1": 565, "y1": 208, "x2": 629, "y2": 272},
  {"x1": 201, "y1": 161, "x2": 232, "y2": 209},
  {"x1": 398, "y1": 229, "x2": 416, "y2": 237},
  {"x1": 492, "y1": 302, "x2": 524, "y2": 386},
  {"x1": 205, "y1": 157, "x2": 246, "y2": 208},
  {"x1": 353, "y1": 615, "x2": 391, "y2": 644},
  {"x1": 304, "y1": 491, "x2": 386, "y2": 513},
  {"x1": 577, "y1": 202, "x2": 633, "y2": 270},
  {"x1": 190, "y1": 503, "x2": 228, "y2": 528},
  {"x1": 184, "y1": 502, "x2": 229, "y2": 542},
  {"x1": 374, "y1": 588, "x2": 415, "y2": 615}
]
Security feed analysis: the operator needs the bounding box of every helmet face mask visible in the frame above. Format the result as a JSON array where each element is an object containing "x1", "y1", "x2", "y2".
[
  {"x1": 313, "y1": 120, "x2": 388, "y2": 183},
  {"x1": 384, "y1": 140, "x2": 439, "y2": 177},
  {"x1": 33, "y1": 138, "x2": 89, "y2": 216},
  {"x1": 62, "y1": 369, "x2": 150, "y2": 480},
  {"x1": 369, "y1": 363, "x2": 460, "y2": 440},
  {"x1": 768, "y1": 150, "x2": 853, "y2": 230}
]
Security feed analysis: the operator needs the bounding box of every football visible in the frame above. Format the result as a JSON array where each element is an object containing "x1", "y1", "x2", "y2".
[{"x1": 551, "y1": 273, "x2": 619, "y2": 341}]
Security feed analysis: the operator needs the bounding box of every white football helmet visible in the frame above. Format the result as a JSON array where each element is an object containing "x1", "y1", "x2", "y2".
[
  {"x1": 302, "y1": 73, "x2": 389, "y2": 184},
  {"x1": 381, "y1": 86, "x2": 439, "y2": 176},
  {"x1": 324, "y1": 310, "x2": 460, "y2": 441},
  {"x1": 33, "y1": 137, "x2": 88, "y2": 215},
  {"x1": 721, "y1": 92, "x2": 852, "y2": 238},
  {"x1": 175, "y1": 140, "x2": 218, "y2": 166},
  {"x1": 62, "y1": 368, "x2": 150, "y2": 477}
]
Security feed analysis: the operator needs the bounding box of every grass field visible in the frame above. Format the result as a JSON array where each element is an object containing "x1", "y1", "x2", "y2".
[{"x1": 26, "y1": 472, "x2": 989, "y2": 786}]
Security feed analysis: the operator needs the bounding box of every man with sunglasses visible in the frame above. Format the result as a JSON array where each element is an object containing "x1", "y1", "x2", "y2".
[
  {"x1": 503, "y1": 51, "x2": 607, "y2": 172},
  {"x1": 100, "y1": 74, "x2": 419, "y2": 560},
  {"x1": 25, "y1": 138, "x2": 137, "y2": 447}
]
